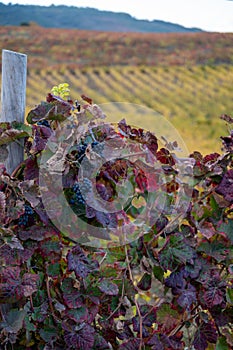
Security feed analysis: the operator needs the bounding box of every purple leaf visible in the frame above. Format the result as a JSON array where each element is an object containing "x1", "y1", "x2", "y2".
[
  {"x1": 165, "y1": 269, "x2": 186, "y2": 289},
  {"x1": 203, "y1": 277, "x2": 226, "y2": 309},
  {"x1": 24, "y1": 157, "x2": 39, "y2": 182},
  {"x1": 27, "y1": 101, "x2": 54, "y2": 124},
  {"x1": 93, "y1": 333, "x2": 109, "y2": 350},
  {"x1": 61, "y1": 278, "x2": 84, "y2": 309},
  {"x1": 119, "y1": 338, "x2": 141, "y2": 350},
  {"x1": 31, "y1": 124, "x2": 53, "y2": 153},
  {"x1": 67, "y1": 245, "x2": 99, "y2": 278},
  {"x1": 147, "y1": 334, "x2": 164, "y2": 349},
  {"x1": 160, "y1": 334, "x2": 185, "y2": 350},
  {"x1": 176, "y1": 283, "x2": 197, "y2": 308},
  {"x1": 0, "y1": 191, "x2": 6, "y2": 222},
  {"x1": 216, "y1": 169, "x2": 233, "y2": 203},
  {"x1": 21, "y1": 273, "x2": 39, "y2": 297},
  {"x1": 64, "y1": 323, "x2": 95, "y2": 350},
  {"x1": 193, "y1": 321, "x2": 217, "y2": 350},
  {"x1": 98, "y1": 279, "x2": 119, "y2": 296}
]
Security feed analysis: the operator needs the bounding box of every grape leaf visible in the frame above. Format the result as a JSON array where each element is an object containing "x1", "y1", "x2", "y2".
[
  {"x1": 193, "y1": 321, "x2": 217, "y2": 350},
  {"x1": 176, "y1": 283, "x2": 197, "y2": 308},
  {"x1": 202, "y1": 278, "x2": 226, "y2": 309},
  {"x1": 0, "y1": 191, "x2": 6, "y2": 221},
  {"x1": 157, "y1": 303, "x2": 180, "y2": 334},
  {"x1": 61, "y1": 278, "x2": 84, "y2": 309},
  {"x1": 147, "y1": 334, "x2": 164, "y2": 350},
  {"x1": 63, "y1": 323, "x2": 95, "y2": 350},
  {"x1": 217, "y1": 219, "x2": 233, "y2": 243},
  {"x1": 93, "y1": 333, "x2": 109, "y2": 350},
  {"x1": 66, "y1": 306, "x2": 88, "y2": 323},
  {"x1": 216, "y1": 336, "x2": 229, "y2": 350},
  {"x1": 21, "y1": 273, "x2": 39, "y2": 297},
  {"x1": 158, "y1": 233, "x2": 195, "y2": 270},
  {"x1": 137, "y1": 273, "x2": 152, "y2": 291},
  {"x1": 0, "y1": 309, "x2": 26, "y2": 333},
  {"x1": 197, "y1": 241, "x2": 228, "y2": 262},
  {"x1": 98, "y1": 279, "x2": 119, "y2": 296},
  {"x1": 156, "y1": 147, "x2": 175, "y2": 166},
  {"x1": 31, "y1": 302, "x2": 49, "y2": 323},
  {"x1": 119, "y1": 338, "x2": 141, "y2": 350},
  {"x1": 226, "y1": 288, "x2": 233, "y2": 305},
  {"x1": 0, "y1": 127, "x2": 29, "y2": 146},
  {"x1": 46, "y1": 262, "x2": 61, "y2": 278},
  {"x1": 39, "y1": 320, "x2": 58, "y2": 342},
  {"x1": 67, "y1": 245, "x2": 99, "y2": 278},
  {"x1": 31, "y1": 124, "x2": 53, "y2": 153},
  {"x1": 24, "y1": 157, "x2": 39, "y2": 182},
  {"x1": 165, "y1": 269, "x2": 186, "y2": 289},
  {"x1": 216, "y1": 170, "x2": 233, "y2": 203}
]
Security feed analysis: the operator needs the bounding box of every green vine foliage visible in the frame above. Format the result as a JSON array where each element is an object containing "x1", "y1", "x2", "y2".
[{"x1": 0, "y1": 90, "x2": 233, "y2": 350}]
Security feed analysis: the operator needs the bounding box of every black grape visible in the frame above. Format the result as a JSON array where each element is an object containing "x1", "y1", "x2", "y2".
[
  {"x1": 37, "y1": 120, "x2": 50, "y2": 128},
  {"x1": 18, "y1": 204, "x2": 34, "y2": 227}
]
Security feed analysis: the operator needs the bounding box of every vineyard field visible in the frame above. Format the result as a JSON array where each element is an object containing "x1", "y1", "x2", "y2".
[
  {"x1": 21, "y1": 64, "x2": 232, "y2": 154},
  {"x1": 0, "y1": 26, "x2": 233, "y2": 154}
]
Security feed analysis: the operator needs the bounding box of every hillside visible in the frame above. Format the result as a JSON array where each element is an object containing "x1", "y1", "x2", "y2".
[
  {"x1": 0, "y1": 26, "x2": 232, "y2": 70},
  {"x1": 0, "y1": 2, "x2": 202, "y2": 33}
]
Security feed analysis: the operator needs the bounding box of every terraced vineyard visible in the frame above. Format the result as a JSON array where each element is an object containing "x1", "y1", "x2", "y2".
[{"x1": 24, "y1": 64, "x2": 233, "y2": 154}]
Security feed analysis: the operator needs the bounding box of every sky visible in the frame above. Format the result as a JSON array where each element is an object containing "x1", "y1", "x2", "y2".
[{"x1": 1, "y1": 0, "x2": 233, "y2": 32}]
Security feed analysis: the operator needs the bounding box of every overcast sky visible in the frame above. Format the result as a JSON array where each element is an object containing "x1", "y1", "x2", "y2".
[{"x1": 2, "y1": 0, "x2": 233, "y2": 32}]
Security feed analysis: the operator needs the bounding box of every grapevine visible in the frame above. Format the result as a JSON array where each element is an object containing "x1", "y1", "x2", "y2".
[{"x1": 0, "y1": 88, "x2": 232, "y2": 350}]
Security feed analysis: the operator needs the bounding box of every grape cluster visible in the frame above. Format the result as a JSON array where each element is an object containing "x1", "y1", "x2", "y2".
[
  {"x1": 70, "y1": 178, "x2": 92, "y2": 206},
  {"x1": 18, "y1": 204, "x2": 34, "y2": 227},
  {"x1": 76, "y1": 143, "x2": 87, "y2": 162},
  {"x1": 91, "y1": 141, "x2": 105, "y2": 155},
  {"x1": 79, "y1": 178, "x2": 92, "y2": 195},
  {"x1": 37, "y1": 120, "x2": 50, "y2": 128}
]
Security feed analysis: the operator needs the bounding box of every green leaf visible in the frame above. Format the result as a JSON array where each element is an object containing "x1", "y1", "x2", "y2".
[
  {"x1": 39, "y1": 317, "x2": 58, "y2": 342},
  {"x1": 153, "y1": 265, "x2": 164, "y2": 282},
  {"x1": 197, "y1": 241, "x2": 228, "y2": 262},
  {"x1": 11, "y1": 121, "x2": 32, "y2": 135},
  {"x1": 216, "y1": 336, "x2": 229, "y2": 350},
  {"x1": 46, "y1": 262, "x2": 61, "y2": 278},
  {"x1": 226, "y1": 288, "x2": 233, "y2": 304},
  {"x1": 0, "y1": 127, "x2": 29, "y2": 146},
  {"x1": 0, "y1": 309, "x2": 26, "y2": 333},
  {"x1": 158, "y1": 233, "x2": 195, "y2": 270},
  {"x1": 66, "y1": 306, "x2": 88, "y2": 323},
  {"x1": 218, "y1": 220, "x2": 233, "y2": 243},
  {"x1": 23, "y1": 315, "x2": 36, "y2": 332}
]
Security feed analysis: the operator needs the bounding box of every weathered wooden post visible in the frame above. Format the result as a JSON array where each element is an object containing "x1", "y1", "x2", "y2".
[{"x1": 0, "y1": 49, "x2": 27, "y2": 174}]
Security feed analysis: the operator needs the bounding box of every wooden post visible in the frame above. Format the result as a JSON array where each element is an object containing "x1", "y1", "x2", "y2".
[{"x1": 0, "y1": 49, "x2": 27, "y2": 174}]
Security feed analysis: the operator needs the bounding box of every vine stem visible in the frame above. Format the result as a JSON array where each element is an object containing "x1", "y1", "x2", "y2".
[
  {"x1": 106, "y1": 279, "x2": 125, "y2": 321},
  {"x1": 45, "y1": 272, "x2": 57, "y2": 322},
  {"x1": 124, "y1": 243, "x2": 143, "y2": 350}
]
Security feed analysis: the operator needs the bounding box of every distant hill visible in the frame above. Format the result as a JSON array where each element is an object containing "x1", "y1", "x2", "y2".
[{"x1": 0, "y1": 2, "x2": 202, "y2": 33}]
